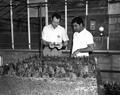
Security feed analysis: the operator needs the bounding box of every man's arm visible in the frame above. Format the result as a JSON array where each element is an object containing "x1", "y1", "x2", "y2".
[
  {"x1": 62, "y1": 28, "x2": 69, "y2": 47},
  {"x1": 42, "y1": 26, "x2": 52, "y2": 46},
  {"x1": 72, "y1": 44, "x2": 94, "y2": 56}
]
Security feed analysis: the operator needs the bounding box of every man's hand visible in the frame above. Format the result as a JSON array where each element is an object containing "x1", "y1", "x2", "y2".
[
  {"x1": 71, "y1": 53, "x2": 76, "y2": 57},
  {"x1": 49, "y1": 42, "x2": 63, "y2": 49},
  {"x1": 63, "y1": 41, "x2": 68, "y2": 47},
  {"x1": 71, "y1": 50, "x2": 79, "y2": 57},
  {"x1": 49, "y1": 42, "x2": 55, "y2": 49}
]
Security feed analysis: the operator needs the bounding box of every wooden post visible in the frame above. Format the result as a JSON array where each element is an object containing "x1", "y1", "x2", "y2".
[
  {"x1": 10, "y1": 0, "x2": 14, "y2": 49},
  {"x1": 45, "y1": 0, "x2": 48, "y2": 25},
  {"x1": 65, "y1": 0, "x2": 67, "y2": 32},
  {"x1": 85, "y1": 0, "x2": 88, "y2": 28},
  {"x1": 27, "y1": 0, "x2": 31, "y2": 49}
]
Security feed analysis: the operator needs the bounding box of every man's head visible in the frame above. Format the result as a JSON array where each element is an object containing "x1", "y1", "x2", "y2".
[
  {"x1": 51, "y1": 13, "x2": 61, "y2": 28},
  {"x1": 71, "y1": 16, "x2": 85, "y2": 32}
]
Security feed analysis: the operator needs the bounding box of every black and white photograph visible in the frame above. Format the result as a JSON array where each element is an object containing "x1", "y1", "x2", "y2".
[{"x1": 0, "y1": 0, "x2": 120, "y2": 95}]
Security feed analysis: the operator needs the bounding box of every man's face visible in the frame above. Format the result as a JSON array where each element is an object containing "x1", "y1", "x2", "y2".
[
  {"x1": 51, "y1": 17, "x2": 60, "y2": 28},
  {"x1": 72, "y1": 22, "x2": 82, "y2": 32}
]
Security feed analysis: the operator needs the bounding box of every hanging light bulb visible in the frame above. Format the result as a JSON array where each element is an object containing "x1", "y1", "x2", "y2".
[
  {"x1": 99, "y1": 26, "x2": 104, "y2": 32},
  {"x1": 99, "y1": 26, "x2": 104, "y2": 36}
]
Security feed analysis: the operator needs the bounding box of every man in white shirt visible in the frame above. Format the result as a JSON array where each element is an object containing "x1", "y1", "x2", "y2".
[
  {"x1": 42, "y1": 12, "x2": 69, "y2": 56},
  {"x1": 71, "y1": 16, "x2": 94, "y2": 57}
]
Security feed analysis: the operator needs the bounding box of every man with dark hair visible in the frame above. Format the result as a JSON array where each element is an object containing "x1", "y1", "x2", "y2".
[
  {"x1": 71, "y1": 16, "x2": 94, "y2": 57},
  {"x1": 42, "y1": 12, "x2": 69, "y2": 56},
  {"x1": 51, "y1": 12, "x2": 61, "y2": 21}
]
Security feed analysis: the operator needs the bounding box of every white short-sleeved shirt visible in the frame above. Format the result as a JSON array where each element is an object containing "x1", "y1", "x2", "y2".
[
  {"x1": 42, "y1": 24, "x2": 69, "y2": 43},
  {"x1": 72, "y1": 28, "x2": 94, "y2": 57}
]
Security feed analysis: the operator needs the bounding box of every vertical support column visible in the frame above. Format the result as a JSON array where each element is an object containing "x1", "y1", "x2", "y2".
[
  {"x1": 10, "y1": 0, "x2": 14, "y2": 49},
  {"x1": 45, "y1": 0, "x2": 48, "y2": 25},
  {"x1": 107, "y1": 0, "x2": 109, "y2": 50},
  {"x1": 0, "y1": 56, "x2": 3, "y2": 66},
  {"x1": 65, "y1": 0, "x2": 67, "y2": 32},
  {"x1": 65, "y1": 0, "x2": 68, "y2": 50},
  {"x1": 39, "y1": 4, "x2": 43, "y2": 58},
  {"x1": 107, "y1": 36, "x2": 109, "y2": 50},
  {"x1": 85, "y1": 0, "x2": 88, "y2": 28},
  {"x1": 27, "y1": 0, "x2": 31, "y2": 49}
]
